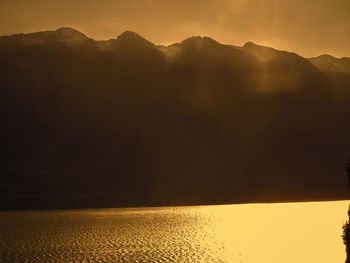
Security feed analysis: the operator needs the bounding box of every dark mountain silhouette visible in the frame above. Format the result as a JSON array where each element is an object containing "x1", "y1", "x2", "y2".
[
  {"x1": 308, "y1": 54, "x2": 350, "y2": 75},
  {"x1": 1, "y1": 28, "x2": 350, "y2": 210},
  {"x1": 0, "y1": 27, "x2": 91, "y2": 46}
]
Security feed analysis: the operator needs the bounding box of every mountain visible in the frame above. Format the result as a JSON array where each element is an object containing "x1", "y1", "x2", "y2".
[
  {"x1": 1, "y1": 28, "x2": 350, "y2": 210},
  {"x1": 0, "y1": 27, "x2": 97, "y2": 56},
  {"x1": 96, "y1": 31, "x2": 165, "y2": 64},
  {"x1": 0, "y1": 27, "x2": 90, "y2": 46},
  {"x1": 308, "y1": 54, "x2": 350, "y2": 75}
]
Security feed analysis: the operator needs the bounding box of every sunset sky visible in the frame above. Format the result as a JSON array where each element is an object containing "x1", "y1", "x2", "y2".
[{"x1": 0, "y1": 0, "x2": 349, "y2": 58}]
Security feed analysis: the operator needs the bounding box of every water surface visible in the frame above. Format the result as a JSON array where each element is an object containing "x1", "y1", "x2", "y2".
[{"x1": 0, "y1": 201, "x2": 348, "y2": 262}]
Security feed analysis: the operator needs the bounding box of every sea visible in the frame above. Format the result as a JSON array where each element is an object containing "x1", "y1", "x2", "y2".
[{"x1": 0, "y1": 201, "x2": 348, "y2": 262}]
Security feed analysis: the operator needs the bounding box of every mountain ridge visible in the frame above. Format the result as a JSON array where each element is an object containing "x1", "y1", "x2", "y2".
[
  {"x1": 1, "y1": 27, "x2": 350, "y2": 210},
  {"x1": 1, "y1": 27, "x2": 348, "y2": 63}
]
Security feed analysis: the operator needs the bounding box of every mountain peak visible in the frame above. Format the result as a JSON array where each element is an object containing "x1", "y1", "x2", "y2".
[
  {"x1": 54, "y1": 27, "x2": 89, "y2": 41},
  {"x1": 243, "y1": 41, "x2": 257, "y2": 48},
  {"x1": 180, "y1": 36, "x2": 221, "y2": 51},
  {"x1": 56, "y1": 27, "x2": 82, "y2": 35},
  {"x1": 182, "y1": 36, "x2": 218, "y2": 45},
  {"x1": 56, "y1": 27, "x2": 80, "y2": 33},
  {"x1": 116, "y1": 31, "x2": 154, "y2": 46},
  {"x1": 314, "y1": 54, "x2": 336, "y2": 60},
  {"x1": 0, "y1": 27, "x2": 91, "y2": 49},
  {"x1": 310, "y1": 54, "x2": 350, "y2": 61},
  {"x1": 118, "y1": 31, "x2": 142, "y2": 39},
  {"x1": 308, "y1": 54, "x2": 350, "y2": 74},
  {"x1": 243, "y1": 42, "x2": 275, "y2": 52}
]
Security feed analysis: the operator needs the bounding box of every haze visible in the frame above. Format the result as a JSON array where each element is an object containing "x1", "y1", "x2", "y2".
[{"x1": 1, "y1": 0, "x2": 349, "y2": 58}]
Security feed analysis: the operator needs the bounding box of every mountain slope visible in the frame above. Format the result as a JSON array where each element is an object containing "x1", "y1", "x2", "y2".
[
  {"x1": 1, "y1": 28, "x2": 350, "y2": 210},
  {"x1": 308, "y1": 54, "x2": 350, "y2": 75}
]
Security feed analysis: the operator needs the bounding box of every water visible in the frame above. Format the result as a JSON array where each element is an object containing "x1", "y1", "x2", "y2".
[{"x1": 0, "y1": 201, "x2": 348, "y2": 262}]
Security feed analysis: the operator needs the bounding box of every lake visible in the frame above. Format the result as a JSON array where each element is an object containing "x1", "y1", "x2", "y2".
[{"x1": 0, "y1": 201, "x2": 348, "y2": 262}]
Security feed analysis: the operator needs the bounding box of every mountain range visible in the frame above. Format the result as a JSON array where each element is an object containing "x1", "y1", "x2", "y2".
[{"x1": 1, "y1": 28, "x2": 350, "y2": 210}]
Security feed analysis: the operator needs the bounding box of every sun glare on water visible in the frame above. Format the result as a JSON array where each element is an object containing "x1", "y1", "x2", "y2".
[
  {"x1": 197, "y1": 201, "x2": 349, "y2": 262},
  {"x1": 0, "y1": 201, "x2": 348, "y2": 262}
]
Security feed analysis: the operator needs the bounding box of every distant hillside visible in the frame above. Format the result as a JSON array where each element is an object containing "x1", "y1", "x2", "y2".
[
  {"x1": 307, "y1": 54, "x2": 350, "y2": 75},
  {"x1": 1, "y1": 28, "x2": 350, "y2": 210}
]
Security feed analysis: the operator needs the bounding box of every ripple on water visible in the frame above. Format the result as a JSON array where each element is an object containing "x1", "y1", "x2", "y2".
[{"x1": 0, "y1": 201, "x2": 348, "y2": 263}]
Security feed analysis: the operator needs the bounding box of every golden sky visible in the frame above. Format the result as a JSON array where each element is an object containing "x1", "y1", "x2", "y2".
[{"x1": 1, "y1": 0, "x2": 349, "y2": 57}]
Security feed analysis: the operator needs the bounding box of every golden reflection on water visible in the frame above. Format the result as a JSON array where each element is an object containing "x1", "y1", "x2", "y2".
[
  {"x1": 198, "y1": 201, "x2": 349, "y2": 263},
  {"x1": 0, "y1": 201, "x2": 348, "y2": 262}
]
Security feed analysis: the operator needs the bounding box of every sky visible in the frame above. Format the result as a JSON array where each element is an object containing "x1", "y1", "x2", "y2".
[{"x1": 0, "y1": 0, "x2": 349, "y2": 58}]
